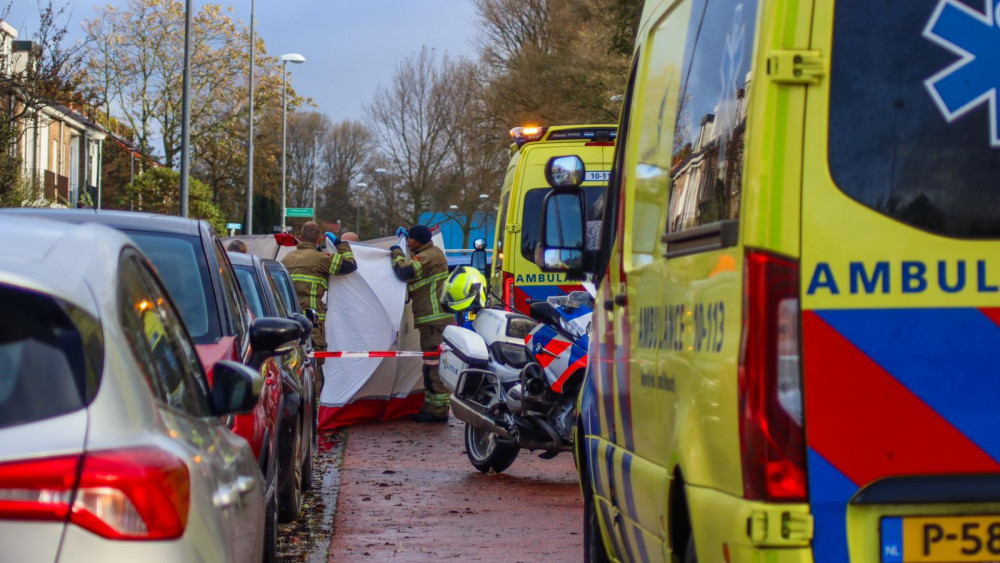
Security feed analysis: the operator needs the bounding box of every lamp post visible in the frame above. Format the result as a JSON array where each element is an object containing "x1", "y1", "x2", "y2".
[
  {"x1": 179, "y1": 0, "x2": 193, "y2": 216},
  {"x1": 312, "y1": 131, "x2": 321, "y2": 216},
  {"x1": 280, "y1": 52, "x2": 306, "y2": 233},
  {"x1": 374, "y1": 168, "x2": 387, "y2": 236},
  {"x1": 355, "y1": 183, "x2": 368, "y2": 235},
  {"x1": 246, "y1": 0, "x2": 255, "y2": 234}
]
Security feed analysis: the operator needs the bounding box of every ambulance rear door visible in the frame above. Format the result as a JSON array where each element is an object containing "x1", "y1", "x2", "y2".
[{"x1": 800, "y1": 1, "x2": 1000, "y2": 561}]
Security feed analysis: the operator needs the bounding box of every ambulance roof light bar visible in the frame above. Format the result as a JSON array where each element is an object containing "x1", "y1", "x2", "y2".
[{"x1": 510, "y1": 126, "x2": 548, "y2": 148}]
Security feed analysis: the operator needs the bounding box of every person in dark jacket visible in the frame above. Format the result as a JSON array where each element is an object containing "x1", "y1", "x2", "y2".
[{"x1": 389, "y1": 225, "x2": 453, "y2": 423}]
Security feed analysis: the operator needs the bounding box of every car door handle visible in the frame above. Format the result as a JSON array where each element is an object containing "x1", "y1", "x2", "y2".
[
  {"x1": 213, "y1": 485, "x2": 238, "y2": 508},
  {"x1": 234, "y1": 476, "x2": 256, "y2": 495}
]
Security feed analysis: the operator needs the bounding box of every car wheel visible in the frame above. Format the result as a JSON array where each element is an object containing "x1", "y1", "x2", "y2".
[
  {"x1": 301, "y1": 426, "x2": 314, "y2": 491},
  {"x1": 464, "y1": 422, "x2": 519, "y2": 473},
  {"x1": 262, "y1": 492, "x2": 278, "y2": 563},
  {"x1": 277, "y1": 423, "x2": 303, "y2": 523},
  {"x1": 584, "y1": 485, "x2": 611, "y2": 562}
]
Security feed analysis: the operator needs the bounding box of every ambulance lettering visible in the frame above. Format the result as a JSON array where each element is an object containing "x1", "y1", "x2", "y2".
[
  {"x1": 636, "y1": 304, "x2": 686, "y2": 351},
  {"x1": 807, "y1": 259, "x2": 1000, "y2": 295},
  {"x1": 515, "y1": 273, "x2": 564, "y2": 283}
]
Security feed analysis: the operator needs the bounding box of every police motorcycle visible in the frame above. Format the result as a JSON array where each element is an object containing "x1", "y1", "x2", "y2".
[{"x1": 438, "y1": 266, "x2": 593, "y2": 473}]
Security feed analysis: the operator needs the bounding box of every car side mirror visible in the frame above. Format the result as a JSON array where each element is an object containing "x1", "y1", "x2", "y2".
[
  {"x1": 210, "y1": 360, "x2": 262, "y2": 415},
  {"x1": 303, "y1": 308, "x2": 319, "y2": 328},
  {"x1": 249, "y1": 317, "x2": 301, "y2": 368},
  {"x1": 289, "y1": 313, "x2": 313, "y2": 344},
  {"x1": 534, "y1": 188, "x2": 588, "y2": 277}
]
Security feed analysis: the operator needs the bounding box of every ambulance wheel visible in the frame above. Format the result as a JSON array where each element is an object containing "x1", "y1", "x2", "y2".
[
  {"x1": 464, "y1": 423, "x2": 519, "y2": 473},
  {"x1": 584, "y1": 490, "x2": 611, "y2": 562},
  {"x1": 683, "y1": 533, "x2": 698, "y2": 563}
]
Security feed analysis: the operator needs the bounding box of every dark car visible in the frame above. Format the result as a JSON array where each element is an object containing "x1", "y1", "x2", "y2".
[
  {"x1": 228, "y1": 251, "x2": 316, "y2": 523},
  {"x1": 1, "y1": 209, "x2": 299, "y2": 562}
]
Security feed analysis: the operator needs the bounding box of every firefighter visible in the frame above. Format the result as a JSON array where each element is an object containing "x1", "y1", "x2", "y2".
[
  {"x1": 282, "y1": 221, "x2": 358, "y2": 398},
  {"x1": 389, "y1": 225, "x2": 454, "y2": 423}
]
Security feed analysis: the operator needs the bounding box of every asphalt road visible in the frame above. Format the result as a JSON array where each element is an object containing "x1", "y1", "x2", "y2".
[{"x1": 324, "y1": 418, "x2": 583, "y2": 562}]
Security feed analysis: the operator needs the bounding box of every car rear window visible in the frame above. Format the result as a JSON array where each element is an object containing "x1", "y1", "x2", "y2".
[
  {"x1": 829, "y1": 0, "x2": 1000, "y2": 237},
  {"x1": 233, "y1": 265, "x2": 265, "y2": 319},
  {"x1": 266, "y1": 264, "x2": 299, "y2": 314},
  {"x1": 125, "y1": 231, "x2": 221, "y2": 343},
  {"x1": 0, "y1": 285, "x2": 102, "y2": 429},
  {"x1": 520, "y1": 186, "x2": 605, "y2": 261}
]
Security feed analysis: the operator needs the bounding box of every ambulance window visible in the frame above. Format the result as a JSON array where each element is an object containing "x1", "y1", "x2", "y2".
[
  {"x1": 598, "y1": 57, "x2": 640, "y2": 282},
  {"x1": 627, "y1": 0, "x2": 690, "y2": 268},
  {"x1": 521, "y1": 186, "x2": 606, "y2": 262},
  {"x1": 828, "y1": 0, "x2": 1000, "y2": 238},
  {"x1": 496, "y1": 192, "x2": 510, "y2": 256},
  {"x1": 666, "y1": 0, "x2": 757, "y2": 235}
]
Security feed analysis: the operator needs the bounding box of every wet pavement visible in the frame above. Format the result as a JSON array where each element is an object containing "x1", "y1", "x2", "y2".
[
  {"x1": 278, "y1": 432, "x2": 345, "y2": 563},
  {"x1": 326, "y1": 418, "x2": 583, "y2": 562}
]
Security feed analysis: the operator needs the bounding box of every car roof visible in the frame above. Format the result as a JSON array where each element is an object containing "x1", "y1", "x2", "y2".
[
  {"x1": 0, "y1": 208, "x2": 206, "y2": 237},
  {"x1": 0, "y1": 216, "x2": 134, "y2": 317},
  {"x1": 227, "y1": 251, "x2": 262, "y2": 269}
]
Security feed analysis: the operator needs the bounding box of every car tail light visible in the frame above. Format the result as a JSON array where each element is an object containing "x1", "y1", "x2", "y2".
[
  {"x1": 0, "y1": 448, "x2": 190, "y2": 540},
  {"x1": 503, "y1": 272, "x2": 515, "y2": 312},
  {"x1": 738, "y1": 250, "x2": 807, "y2": 502}
]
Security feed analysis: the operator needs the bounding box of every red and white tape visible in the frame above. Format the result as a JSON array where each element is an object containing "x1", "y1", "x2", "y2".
[{"x1": 311, "y1": 350, "x2": 440, "y2": 359}]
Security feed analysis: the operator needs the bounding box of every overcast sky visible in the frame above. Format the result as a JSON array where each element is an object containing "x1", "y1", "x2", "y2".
[{"x1": 6, "y1": 0, "x2": 481, "y2": 124}]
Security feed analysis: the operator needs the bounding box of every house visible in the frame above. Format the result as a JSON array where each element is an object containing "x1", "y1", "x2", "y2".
[{"x1": 2, "y1": 20, "x2": 106, "y2": 206}]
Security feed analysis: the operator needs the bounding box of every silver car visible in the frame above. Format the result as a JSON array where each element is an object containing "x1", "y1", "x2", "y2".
[{"x1": 0, "y1": 217, "x2": 268, "y2": 562}]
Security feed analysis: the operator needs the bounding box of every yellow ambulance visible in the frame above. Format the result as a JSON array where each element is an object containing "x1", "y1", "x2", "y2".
[
  {"x1": 488, "y1": 124, "x2": 616, "y2": 314},
  {"x1": 535, "y1": 0, "x2": 1000, "y2": 561}
]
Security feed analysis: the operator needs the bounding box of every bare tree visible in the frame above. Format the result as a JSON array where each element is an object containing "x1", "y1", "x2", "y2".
[
  {"x1": 437, "y1": 60, "x2": 507, "y2": 247},
  {"x1": 473, "y1": 0, "x2": 550, "y2": 72},
  {"x1": 366, "y1": 46, "x2": 462, "y2": 226},
  {"x1": 286, "y1": 110, "x2": 329, "y2": 209},
  {"x1": 316, "y1": 119, "x2": 372, "y2": 227},
  {"x1": 84, "y1": 0, "x2": 270, "y2": 167}
]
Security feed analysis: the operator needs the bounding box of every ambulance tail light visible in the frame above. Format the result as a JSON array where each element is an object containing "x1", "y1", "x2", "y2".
[
  {"x1": 738, "y1": 250, "x2": 807, "y2": 502},
  {"x1": 502, "y1": 272, "x2": 515, "y2": 312}
]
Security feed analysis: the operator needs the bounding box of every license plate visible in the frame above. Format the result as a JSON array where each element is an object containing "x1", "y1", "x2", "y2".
[{"x1": 881, "y1": 515, "x2": 1000, "y2": 562}]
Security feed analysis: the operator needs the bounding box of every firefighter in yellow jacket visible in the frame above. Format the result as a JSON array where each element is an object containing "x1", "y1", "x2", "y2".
[
  {"x1": 389, "y1": 224, "x2": 454, "y2": 423},
  {"x1": 282, "y1": 221, "x2": 357, "y2": 397}
]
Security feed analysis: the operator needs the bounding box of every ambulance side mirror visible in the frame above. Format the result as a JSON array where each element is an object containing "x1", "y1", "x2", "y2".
[{"x1": 535, "y1": 189, "x2": 587, "y2": 277}]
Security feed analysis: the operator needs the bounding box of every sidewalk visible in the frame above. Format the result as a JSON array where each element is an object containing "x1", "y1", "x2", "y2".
[{"x1": 328, "y1": 418, "x2": 582, "y2": 561}]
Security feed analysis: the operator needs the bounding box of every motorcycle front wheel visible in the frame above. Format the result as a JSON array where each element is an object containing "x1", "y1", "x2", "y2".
[{"x1": 464, "y1": 423, "x2": 519, "y2": 473}]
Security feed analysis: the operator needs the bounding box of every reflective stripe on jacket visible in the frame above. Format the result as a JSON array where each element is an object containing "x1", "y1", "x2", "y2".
[
  {"x1": 281, "y1": 240, "x2": 357, "y2": 319},
  {"x1": 391, "y1": 242, "x2": 452, "y2": 326}
]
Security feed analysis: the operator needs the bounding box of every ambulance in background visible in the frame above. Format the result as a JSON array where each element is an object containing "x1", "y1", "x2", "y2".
[
  {"x1": 488, "y1": 124, "x2": 616, "y2": 314},
  {"x1": 535, "y1": 0, "x2": 1000, "y2": 562}
]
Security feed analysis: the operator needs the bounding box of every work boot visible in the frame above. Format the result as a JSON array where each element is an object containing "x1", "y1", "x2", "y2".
[{"x1": 411, "y1": 411, "x2": 449, "y2": 423}]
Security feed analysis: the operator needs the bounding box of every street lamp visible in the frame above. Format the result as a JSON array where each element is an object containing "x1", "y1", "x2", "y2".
[
  {"x1": 355, "y1": 182, "x2": 368, "y2": 235},
  {"x1": 312, "y1": 131, "x2": 321, "y2": 216},
  {"x1": 246, "y1": 0, "x2": 256, "y2": 234},
  {"x1": 374, "y1": 168, "x2": 387, "y2": 237},
  {"x1": 280, "y1": 52, "x2": 306, "y2": 233}
]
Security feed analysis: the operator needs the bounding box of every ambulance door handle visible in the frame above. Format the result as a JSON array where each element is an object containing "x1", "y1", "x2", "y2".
[{"x1": 605, "y1": 293, "x2": 627, "y2": 310}]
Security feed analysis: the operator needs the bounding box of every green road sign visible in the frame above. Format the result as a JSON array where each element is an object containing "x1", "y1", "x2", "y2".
[{"x1": 285, "y1": 207, "x2": 314, "y2": 218}]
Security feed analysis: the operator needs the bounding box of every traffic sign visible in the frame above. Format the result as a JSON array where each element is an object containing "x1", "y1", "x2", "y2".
[
  {"x1": 285, "y1": 207, "x2": 314, "y2": 218},
  {"x1": 226, "y1": 222, "x2": 242, "y2": 230}
]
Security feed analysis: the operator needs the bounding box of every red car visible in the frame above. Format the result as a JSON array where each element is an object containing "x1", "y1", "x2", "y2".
[{"x1": 3, "y1": 209, "x2": 299, "y2": 563}]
